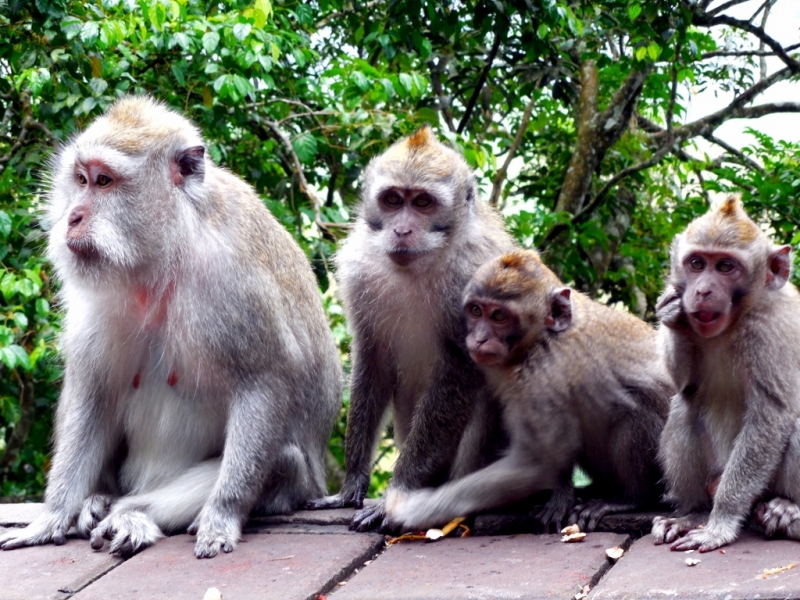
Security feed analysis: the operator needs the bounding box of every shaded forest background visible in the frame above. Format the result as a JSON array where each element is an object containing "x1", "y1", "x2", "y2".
[{"x1": 1, "y1": 0, "x2": 798, "y2": 500}]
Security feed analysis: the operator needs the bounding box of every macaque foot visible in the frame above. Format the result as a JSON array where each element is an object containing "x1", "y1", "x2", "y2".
[
  {"x1": 533, "y1": 486, "x2": 575, "y2": 532},
  {"x1": 569, "y1": 500, "x2": 636, "y2": 533},
  {"x1": 668, "y1": 519, "x2": 738, "y2": 552},
  {"x1": 304, "y1": 483, "x2": 366, "y2": 510},
  {"x1": 90, "y1": 510, "x2": 163, "y2": 557},
  {"x1": 755, "y1": 497, "x2": 800, "y2": 539},
  {"x1": 189, "y1": 509, "x2": 241, "y2": 559},
  {"x1": 77, "y1": 494, "x2": 114, "y2": 537},
  {"x1": 352, "y1": 497, "x2": 396, "y2": 533},
  {"x1": 0, "y1": 511, "x2": 70, "y2": 550},
  {"x1": 652, "y1": 513, "x2": 707, "y2": 545}
]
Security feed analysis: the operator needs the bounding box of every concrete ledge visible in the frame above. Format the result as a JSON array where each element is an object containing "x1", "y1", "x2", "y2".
[
  {"x1": 590, "y1": 532, "x2": 800, "y2": 600},
  {"x1": 5, "y1": 504, "x2": 800, "y2": 599},
  {"x1": 332, "y1": 532, "x2": 629, "y2": 600}
]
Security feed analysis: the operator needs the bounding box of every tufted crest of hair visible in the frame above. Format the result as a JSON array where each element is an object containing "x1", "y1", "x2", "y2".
[
  {"x1": 472, "y1": 249, "x2": 560, "y2": 300},
  {"x1": 684, "y1": 195, "x2": 763, "y2": 250},
  {"x1": 77, "y1": 96, "x2": 203, "y2": 155},
  {"x1": 367, "y1": 125, "x2": 473, "y2": 193}
]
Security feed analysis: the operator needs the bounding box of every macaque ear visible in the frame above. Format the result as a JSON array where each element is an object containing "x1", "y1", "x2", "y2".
[
  {"x1": 173, "y1": 145, "x2": 205, "y2": 185},
  {"x1": 545, "y1": 287, "x2": 572, "y2": 333},
  {"x1": 766, "y1": 244, "x2": 792, "y2": 291}
]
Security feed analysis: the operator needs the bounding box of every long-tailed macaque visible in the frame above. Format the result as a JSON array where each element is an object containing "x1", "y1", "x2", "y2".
[
  {"x1": 306, "y1": 127, "x2": 516, "y2": 531},
  {"x1": 653, "y1": 196, "x2": 800, "y2": 551},
  {"x1": 0, "y1": 97, "x2": 341, "y2": 558},
  {"x1": 385, "y1": 249, "x2": 671, "y2": 531}
]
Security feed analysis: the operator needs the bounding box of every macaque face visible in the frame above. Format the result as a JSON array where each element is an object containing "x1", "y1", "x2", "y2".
[
  {"x1": 680, "y1": 250, "x2": 746, "y2": 338},
  {"x1": 463, "y1": 297, "x2": 522, "y2": 366},
  {"x1": 367, "y1": 186, "x2": 452, "y2": 267}
]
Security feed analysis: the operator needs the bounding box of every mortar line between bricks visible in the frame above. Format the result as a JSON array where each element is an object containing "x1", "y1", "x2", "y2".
[
  {"x1": 309, "y1": 536, "x2": 388, "y2": 600},
  {"x1": 585, "y1": 535, "x2": 634, "y2": 595},
  {"x1": 57, "y1": 555, "x2": 129, "y2": 597}
]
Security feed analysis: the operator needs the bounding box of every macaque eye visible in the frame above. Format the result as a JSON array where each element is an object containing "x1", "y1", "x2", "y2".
[
  {"x1": 716, "y1": 260, "x2": 735, "y2": 273},
  {"x1": 689, "y1": 257, "x2": 705, "y2": 271},
  {"x1": 96, "y1": 174, "x2": 113, "y2": 187},
  {"x1": 469, "y1": 304, "x2": 482, "y2": 318},
  {"x1": 490, "y1": 309, "x2": 508, "y2": 323},
  {"x1": 76, "y1": 173, "x2": 88, "y2": 185},
  {"x1": 413, "y1": 193, "x2": 435, "y2": 209},
  {"x1": 382, "y1": 192, "x2": 403, "y2": 208}
]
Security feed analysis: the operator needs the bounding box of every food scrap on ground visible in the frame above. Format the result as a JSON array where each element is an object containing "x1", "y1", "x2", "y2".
[
  {"x1": 561, "y1": 524, "x2": 587, "y2": 543},
  {"x1": 757, "y1": 563, "x2": 798, "y2": 579},
  {"x1": 387, "y1": 516, "x2": 470, "y2": 545}
]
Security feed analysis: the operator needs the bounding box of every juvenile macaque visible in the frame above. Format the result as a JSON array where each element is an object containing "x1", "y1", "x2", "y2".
[
  {"x1": 386, "y1": 249, "x2": 671, "y2": 531},
  {"x1": 0, "y1": 97, "x2": 341, "y2": 558},
  {"x1": 306, "y1": 127, "x2": 516, "y2": 531},
  {"x1": 652, "y1": 196, "x2": 800, "y2": 551}
]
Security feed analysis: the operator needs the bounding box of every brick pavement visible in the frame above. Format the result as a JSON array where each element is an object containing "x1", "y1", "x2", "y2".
[{"x1": 2, "y1": 504, "x2": 799, "y2": 599}]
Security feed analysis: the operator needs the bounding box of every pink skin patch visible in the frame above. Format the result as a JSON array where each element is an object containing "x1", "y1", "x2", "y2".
[
  {"x1": 167, "y1": 369, "x2": 178, "y2": 387},
  {"x1": 133, "y1": 283, "x2": 173, "y2": 329}
]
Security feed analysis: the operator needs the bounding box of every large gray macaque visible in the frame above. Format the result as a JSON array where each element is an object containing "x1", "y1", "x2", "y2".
[
  {"x1": 653, "y1": 196, "x2": 800, "y2": 551},
  {"x1": 386, "y1": 249, "x2": 672, "y2": 531},
  {"x1": 0, "y1": 97, "x2": 341, "y2": 558},
  {"x1": 305, "y1": 126, "x2": 516, "y2": 531}
]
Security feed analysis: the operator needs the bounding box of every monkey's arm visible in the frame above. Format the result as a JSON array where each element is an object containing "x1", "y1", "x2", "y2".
[
  {"x1": 0, "y1": 372, "x2": 112, "y2": 550},
  {"x1": 190, "y1": 382, "x2": 296, "y2": 558},
  {"x1": 306, "y1": 337, "x2": 394, "y2": 511},
  {"x1": 386, "y1": 451, "x2": 556, "y2": 531},
  {"x1": 671, "y1": 383, "x2": 795, "y2": 552},
  {"x1": 351, "y1": 346, "x2": 482, "y2": 531}
]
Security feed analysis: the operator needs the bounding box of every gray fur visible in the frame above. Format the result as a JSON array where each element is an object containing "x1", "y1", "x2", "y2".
[
  {"x1": 654, "y1": 198, "x2": 800, "y2": 551},
  {"x1": 305, "y1": 128, "x2": 515, "y2": 531},
  {"x1": 386, "y1": 250, "x2": 672, "y2": 531},
  {"x1": 0, "y1": 97, "x2": 341, "y2": 558}
]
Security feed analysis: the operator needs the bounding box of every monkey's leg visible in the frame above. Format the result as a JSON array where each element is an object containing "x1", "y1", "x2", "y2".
[
  {"x1": 76, "y1": 494, "x2": 114, "y2": 537},
  {"x1": 670, "y1": 389, "x2": 795, "y2": 552},
  {"x1": 258, "y1": 444, "x2": 323, "y2": 515},
  {"x1": 306, "y1": 342, "x2": 393, "y2": 511},
  {"x1": 192, "y1": 385, "x2": 317, "y2": 559},
  {"x1": 353, "y1": 352, "x2": 485, "y2": 532},
  {"x1": 0, "y1": 373, "x2": 113, "y2": 551},
  {"x1": 756, "y1": 417, "x2": 800, "y2": 540},
  {"x1": 534, "y1": 476, "x2": 575, "y2": 532},
  {"x1": 386, "y1": 452, "x2": 557, "y2": 531},
  {"x1": 91, "y1": 460, "x2": 220, "y2": 556}
]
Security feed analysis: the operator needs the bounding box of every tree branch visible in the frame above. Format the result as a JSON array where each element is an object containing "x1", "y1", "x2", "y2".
[
  {"x1": 428, "y1": 56, "x2": 456, "y2": 132},
  {"x1": 704, "y1": 133, "x2": 767, "y2": 173},
  {"x1": 667, "y1": 66, "x2": 799, "y2": 140},
  {"x1": 488, "y1": 95, "x2": 537, "y2": 207},
  {"x1": 708, "y1": 0, "x2": 753, "y2": 17},
  {"x1": 554, "y1": 60, "x2": 599, "y2": 214},
  {"x1": 256, "y1": 118, "x2": 350, "y2": 233},
  {"x1": 457, "y1": 28, "x2": 504, "y2": 134},
  {"x1": 695, "y1": 13, "x2": 800, "y2": 71}
]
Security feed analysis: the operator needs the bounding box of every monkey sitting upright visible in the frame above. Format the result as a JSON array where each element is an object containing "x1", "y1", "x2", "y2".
[
  {"x1": 385, "y1": 249, "x2": 672, "y2": 531},
  {"x1": 305, "y1": 126, "x2": 516, "y2": 531},
  {"x1": 0, "y1": 97, "x2": 341, "y2": 558},
  {"x1": 653, "y1": 196, "x2": 800, "y2": 552}
]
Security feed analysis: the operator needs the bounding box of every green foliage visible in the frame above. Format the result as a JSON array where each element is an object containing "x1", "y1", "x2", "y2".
[{"x1": 1, "y1": 0, "x2": 798, "y2": 501}]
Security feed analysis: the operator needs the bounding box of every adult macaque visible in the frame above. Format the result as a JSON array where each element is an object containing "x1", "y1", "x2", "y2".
[
  {"x1": 0, "y1": 97, "x2": 341, "y2": 558},
  {"x1": 386, "y1": 249, "x2": 671, "y2": 531},
  {"x1": 306, "y1": 127, "x2": 516, "y2": 531},
  {"x1": 652, "y1": 196, "x2": 800, "y2": 551}
]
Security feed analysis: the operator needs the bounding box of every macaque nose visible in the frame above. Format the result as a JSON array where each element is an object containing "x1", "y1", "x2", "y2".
[
  {"x1": 68, "y1": 206, "x2": 87, "y2": 230},
  {"x1": 393, "y1": 227, "x2": 412, "y2": 237}
]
